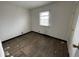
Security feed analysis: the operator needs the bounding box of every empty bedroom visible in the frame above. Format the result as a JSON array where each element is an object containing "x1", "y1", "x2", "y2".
[{"x1": 0, "y1": 1, "x2": 79, "y2": 57}]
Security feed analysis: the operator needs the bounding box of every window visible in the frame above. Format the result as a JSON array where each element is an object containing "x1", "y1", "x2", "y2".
[{"x1": 39, "y1": 11, "x2": 49, "y2": 26}]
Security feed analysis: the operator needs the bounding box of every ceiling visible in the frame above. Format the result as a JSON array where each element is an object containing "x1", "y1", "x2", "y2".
[{"x1": 6, "y1": 1, "x2": 53, "y2": 9}]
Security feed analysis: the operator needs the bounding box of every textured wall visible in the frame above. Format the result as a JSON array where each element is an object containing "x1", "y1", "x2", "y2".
[{"x1": 0, "y1": 2, "x2": 31, "y2": 41}]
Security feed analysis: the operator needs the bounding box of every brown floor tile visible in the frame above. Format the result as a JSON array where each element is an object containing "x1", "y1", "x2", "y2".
[{"x1": 2, "y1": 32, "x2": 69, "y2": 57}]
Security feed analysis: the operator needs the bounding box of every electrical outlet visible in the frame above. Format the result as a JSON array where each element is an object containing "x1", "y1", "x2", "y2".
[
  {"x1": 21, "y1": 32, "x2": 23, "y2": 35},
  {"x1": 38, "y1": 31, "x2": 40, "y2": 33}
]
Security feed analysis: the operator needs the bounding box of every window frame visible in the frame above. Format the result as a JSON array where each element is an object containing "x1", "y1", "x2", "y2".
[{"x1": 39, "y1": 11, "x2": 50, "y2": 26}]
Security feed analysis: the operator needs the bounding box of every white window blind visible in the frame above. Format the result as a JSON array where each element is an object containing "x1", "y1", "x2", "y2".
[{"x1": 40, "y1": 11, "x2": 49, "y2": 26}]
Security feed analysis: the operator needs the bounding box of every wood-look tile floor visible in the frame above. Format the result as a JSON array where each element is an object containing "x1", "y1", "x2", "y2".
[{"x1": 2, "y1": 32, "x2": 69, "y2": 57}]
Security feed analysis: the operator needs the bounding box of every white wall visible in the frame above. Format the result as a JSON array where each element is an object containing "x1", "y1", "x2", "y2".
[
  {"x1": 30, "y1": 2, "x2": 74, "y2": 41},
  {"x1": 67, "y1": 3, "x2": 79, "y2": 57},
  {"x1": 0, "y1": 2, "x2": 31, "y2": 41}
]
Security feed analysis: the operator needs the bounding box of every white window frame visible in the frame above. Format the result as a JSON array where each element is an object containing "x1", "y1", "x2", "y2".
[{"x1": 39, "y1": 11, "x2": 50, "y2": 26}]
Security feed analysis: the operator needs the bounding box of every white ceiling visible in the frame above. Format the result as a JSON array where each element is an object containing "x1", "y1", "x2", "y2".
[{"x1": 7, "y1": 1, "x2": 53, "y2": 9}]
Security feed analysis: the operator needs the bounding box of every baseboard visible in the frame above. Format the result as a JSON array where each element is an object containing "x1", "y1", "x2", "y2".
[
  {"x1": 31, "y1": 31, "x2": 67, "y2": 42},
  {"x1": 2, "y1": 31, "x2": 32, "y2": 43},
  {"x1": 2, "y1": 31, "x2": 67, "y2": 43}
]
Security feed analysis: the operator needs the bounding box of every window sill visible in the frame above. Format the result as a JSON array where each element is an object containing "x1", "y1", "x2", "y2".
[{"x1": 40, "y1": 25, "x2": 50, "y2": 27}]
